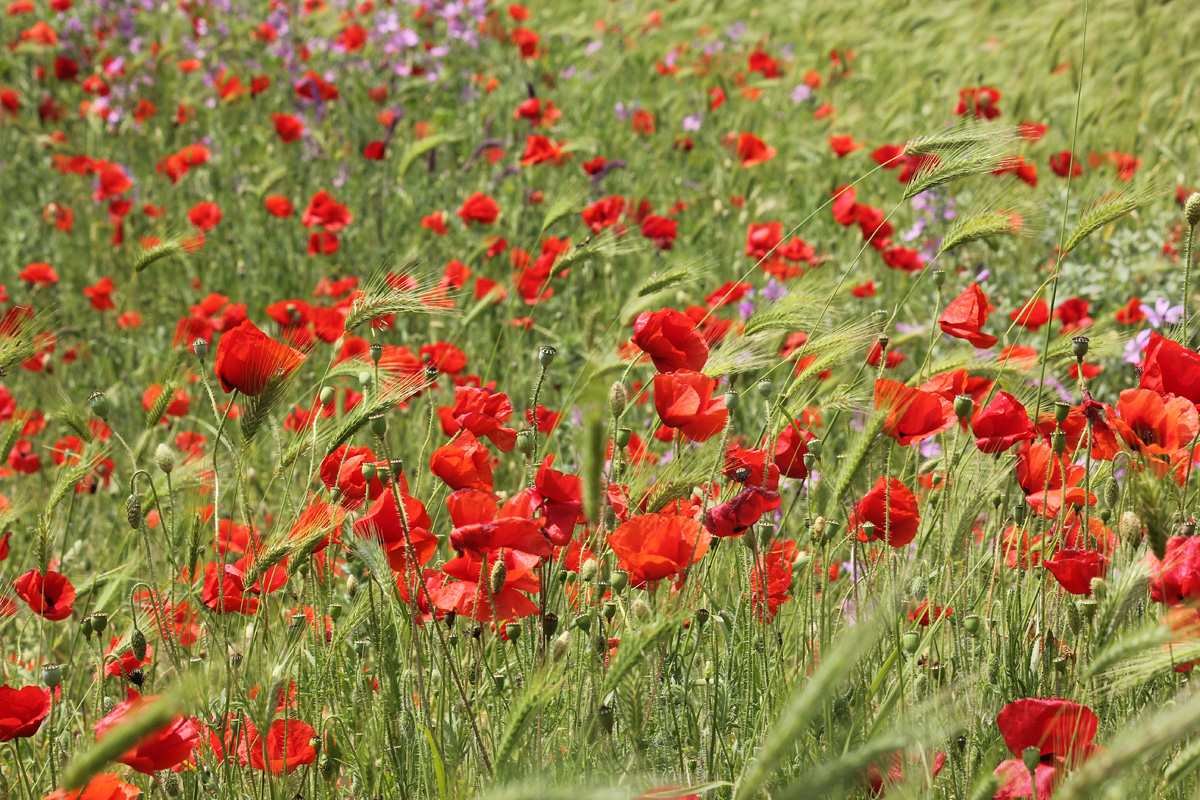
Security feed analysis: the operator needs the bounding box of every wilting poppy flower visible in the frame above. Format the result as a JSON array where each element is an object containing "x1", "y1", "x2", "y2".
[
  {"x1": 1108, "y1": 388, "x2": 1198, "y2": 456},
  {"x1": 353, "y1": 487, "x2": 438, "y2": 574},
  {"x1": 1145, "y1": 536, "x2": 1200, "y2": 604},
  {"x1": 854, "y1": 477, "x2": 920, "y2": 547},
  {"x1": 705, "y1": 487, "x2": 781, "y2": 537},
  {"x1": 972, "y1": 392, "x2": 1035, "y2": 453},
  {"x1": 458, "y1": 192, "x2": 500, "y2": 226},
  {"x1": 735, "y1": 132, "x2": 776, "y2": 167},
  {"x1": 430, "y1": 430, "x2": 494, "y2": 491},
  {"x1": 992, "y1": 698, "x2": 1098, "y2": 799},
  {"x1": 653, "y1": 370, "x2": 728, "y2": 442},
  {"x1": 608, "y1": 512, "x2": 710, "y2": 585},
  {"x1": 214, "y1": 320, "x2": 306, "y2": 396},
  {"x1": 1140, "y1": 333, "x2": 1200, "y2": 406},
  {"x1": 43, "y1": 773, "x2": 142, "y2": 800},
  {"x1": 632, "y1": 308, "x2": 709, "y2": 372},
  {"x1": 1043, "y1": 549, "x2": 1109, "y2": 595},
  {"x1": 94, "y1": 690, "x2": 200, "y2": 774},
  {"x1": 875, "y1": 380, "x2": 955, "y2": 446},
  {"x1": 939, "y1": 283, "x2": 997, "y2": 348},
  {"x1": 0, "y1": 684, "x2": 50, "y2": 741},
  {"x1": 13, "y1": 568, "x2": 74, "y2": 620},
  {"x1": 247, "y1": 719, "x2": 317, "y2": 774}
]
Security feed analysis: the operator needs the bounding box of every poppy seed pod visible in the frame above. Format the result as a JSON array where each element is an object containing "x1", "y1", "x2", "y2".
[
  {"x1": 542, "y1": 613, "x2": 559, "y2": 640},
  {"x1": 1013, "y1": 504, "x2": 1029, "y2": 526},
  {"x1": 424, "y1": 364, "x2": 440, "y2": 382},
  {"x1": 360, "y1": 462, "x2": 376, "y2": 483},
  {"x1": 602, "y1": 602, "x2": 616, "y2": 621},
  {"x1": 370, "y1": 342, "x2": 383, "y2": 364},
  {"x1": 327, "y1": 603, "x2": 343, "y2": 622},
  {"x1": 42, "y1": 663, "x2": 63, "y2": 688},
  {"x1": 806, "y1": 438, "x2": 823, "y2": 457},
  {"x1": 932, "y1": 269, "x2": 946, "y2": 288},
  {"x1": 489, "y1": 559, "x2": 507, "y2": 596},
  {"x1": 876, "y1": 334, "x2": 890, "y2": 352},
  {"x1": 803, "y1": 452, "x2": 816, "y2": 472},
  {"x1": 953, "y1": 394, "x2": 974, "y2": 420},
  {"x1": 964, "y1": 614, "x2": 981, "y2": 635},
  {"x1": 131, "y1": 628, "x2": 148, "y2": 661},
  {"x1": 88, "y1": 390, "x2": 110, "y2": 420},
  {"x1": 607, "y1": 382, "x2": 627, "y2": 418},
  {"x1": 125, "y1": 494, "x2": 143, "y2": 529},
  {"x1": 1054, "y1": 401, "x2": 1070, "y2": 427},
  {"x1": 902, "y1": 631, "x2": 921, "y2": 654},
  {"x1": 1022, "y1": 747, "x2": 1041, "y2": 774},
  {"x1": 610, "y1": 569, "x2": 629, "y2": 593},
  {"x1": 369, "y1": 412, "x2": 387, "y2": 436},
  {"x1": 319, "y1": 386, "x2": 335, "y2": 406},
  {"x1": 695, "y1": 608, "x2": 710, "y2": 629},
  {"x1": 155, "y1": 443, "x2": 175, "y2": 474},
  {"x1": 724, "y1": 390, "x2": 740, "y2": 411},
  {"x1": 598, "y1": 705, "x2": 615, "y2": 734},
  {"x1": 504, "y1": 621, "x2": 522, "y2": 641},
  {"x1": 358, "y1": 371, "x2": 373, "y2": 389},
  {"x1": 192, "y1": 338, "x2": 208, "y2": 360},
  {"x1": 1187, "y1": 192, "x2": 1200, "y2": 228},
  {"x1": 538, "y1": 344, "x2": 557, "y2": 367},
  {"x1": 91, "y1": 612, "x2": 109, "y2": 633},
  {"x1": 516, "y1": 428, "x2": 536, "y2": 454},
  {"x1": 756, "y1": 379, "x2": 773, "y2": 397},
  {"x1": 1052, "y1": 429, "x2": 1067, "y2": 455},
  {"x1": 575, "y1": 614, "x2": 592, "y2": 633},
  {"x1": 1071, "y1": 336, "x2": 1090, "y2": 361},
  {"x1": 80, "y1": 616, "x2": 93, "y2": 639}
]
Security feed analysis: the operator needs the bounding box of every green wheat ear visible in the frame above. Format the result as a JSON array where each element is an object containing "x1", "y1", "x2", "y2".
[
  {"x1": 342, "y1": 260, "x2": 461, "y2": 332},
  {"x1": 133, "y1": 234, "x2": 190, "y2": 273},
  {"x1": 0, "y1": 306, "x2": 49, "y2": 376},
  {"x1": 902, "y1": 124, "x2": 1019, "y2": 199},
  {"x1": 938, "y1": 191, "x2": 1039, "y2": 255},
  {"x1": 1062, "y1": 180, "x2": 1160, "y2": 255}
]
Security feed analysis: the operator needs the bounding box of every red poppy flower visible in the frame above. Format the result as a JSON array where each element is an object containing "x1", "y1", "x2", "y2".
[
  {"x1": 213, "y1": 319, "x2": 306, "y2": 396},
  {"x1": 94, "y1": 689, "x2": 200, "y2": 774},
  {"x1": 430, "y1": 430, "x2": 494, "y2": 491},
  {"x1": 0, "y1": 684, "x2": 50, "y2": 741},
  {"x1": 828, "y1": 134, "x2": 863, "y2": 157},
  {"x1": 19, "y1": 262, "x2": 58, "y2": 286},
  {"x1": 264, "y1": 195, "x2": 294, "y2": 217},
  {"x1": 287, "y1": 503, "x2": 344, "y2": 554},
  {"x1": 247, "y1": 719, "x2": 317, "y2": 775},
  {"x1": 1139, "y1": 332, "x2": 1200, "y2": 406},
  {"x1": 632, "y1": 308, "x2": 709, "y2": 372},
  {"x1": 582, "y1": 196, "x2": 624, "y2": 232},
  {"x1": 1049, "y1": 150, "x2": 1083, "y2": 178},
  {"x1": 874, "y1": 379, "x2": 955, "y2": 446},
  {"x1": 43, "y1": 773, "x2": 141, "y2": 800},
  {"x1": 772, "y1": 420, "x2": 817, "y2": 480},
  {"x1": 301, "y1": 190, "x2": 353, "y2": 231},
  {"x1": 421, "y1": 211, "x2": 447, "y2": 235},
  {"x1": 938, "y1": 282, "x2": 997, "y2": 348},
  {"x1": 1145, "y1": 536, "x2": 1200, "y2": 604},
  {"x1": 271, "y1": 112, "x2": 304, "y2": 142},
  {"x1": 352, "y1": 487, "x2": 438, "y2": 574},
  {"x1": 444, "y1": 386, "x2": 518, "y2": 452},
  {"x1": 103, "y1": 635, "x2": 154, "y2": 678},
  {"x1": 142, "y1": 383, "x2": 189, "y2": 421},
  {"x1": 1010, "y1": 297, "x2": 1050, "y2": 331},
  {"x1": 1114, "y1": 296, "x2": 1146, "y2": 325},
  {"x1": 863, "y1": 751, "x2": 947, "y2": 797},
  {"x1": 432, "y1": 548, "x2": 540, "y2": 621},
  {"x1": 735, "y1": 132, "x2": 776, "y2": 167},
  {"x1": 653, "y1": 370, "x2": 728, "y2": 442},
  {"x1": 747, "y1": 539, "x2": 798, "y2": 622},
  {"x1": 1053, "y1": 297, "x2": 1092, "y2": 333},
  {"x1": 201, "y1": 561, "x2": 260, "y2": 615},
  {"x1": 608, "y1": 512, "x2": 710, "y2": 585},
  {"x1": 854, "y1": 477, "x2": 920, "y2": 547},
  {"x1": 458, "y1": 192, "x2": 500, "y2": 226},
  {"x1": 13, "y1": 568, "x2": 74, "y2": 620},
  {"x1": 971, "y1": 391, "x2": 1035, "y2": 453},
  {"x1": 992, "y1": 698, "x2": 1098, "y2": 799},
  {"x1": 1016, "y1": 442, "x2": 1096, "y2": 518},
  {"x1": 640, "y1": 215, "x2": 678, "y2": 249},
  {"x1": 704, "y1": 487, "x2": 780, "y2": 537},
  {"x1": 1108, "y1": 388, "x2": 1198, "y2": 457},
  {"x1": 187, "y1": 201, "x2": 221, "y2": 231},
  {"x1": 954, "y1": 86, "x2": 1001, "y2": 119},
  {"x1": 446, "y1": 488, "x2": 552, "y2": 557},
  {"x1": 746, "y1": 222, "x2": 783, "y2": 259},
  {"x1": 1043, "y1": 549, "x2": 1109, "y2": 595},
  {"x1": 320, "y1": 444, "x2": 385, "y2": 505}
]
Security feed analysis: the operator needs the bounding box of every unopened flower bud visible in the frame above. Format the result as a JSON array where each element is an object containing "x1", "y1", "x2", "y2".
[
  {"x1": 1187, "y1": 192, "x2": 1200, "y2": 228},
  {"x1": 489, "y1": 559, "x2": 508, "y2": 596},
  {"x1": 155, "y1": 443, "x2": 175, "y2": 474},
  {"x1": 607, "y1": 382, "x2": 627, "y2": 418},
  {"x1": 953, "y1": 394, "x2": 974, "y2": 421},
  {"x1": 552, "y1": 631, "x2": 571, "y2": 662},
  {"x1": 125, "y1": 494, "x2": 143, "y2": 529},
  {"x1": 580, "y1": 559, "x2": 598, "y2": 582},
  {"x1": 192, "y1": 339, "x2": 208, "y2": 360},
  {"x1": 743, "y1": 527, "x2": 758, "y2": 551},
  {"x1": 1118, "y1": 510, "x2": 1144, "y2": 544},
  {"x1": 131, "y1": 628, "x2": 148, "y2": 661},
  {"x1": 1071, "y1": 336, "x2": 1090, "y2": 361},
  {"x1": 538, "y1": 345, "x2": 557, "y2": 367},
  {"x1": 632, "y1": 598, "x2": 652, "y2": 623},
  {"x1": 319, "y1": 386, "x2": 336, "y2": 406},
  {"x1": 910, "y1": 576, "x2": 928, "y2": 600},
  {"x1": 806, "y1": 438, "x2": 823, "y2": 457},
  {"x1": 1013, "y1": 504, "x2": 1029, "y2": 526},
  {"x1": 88, "y1": 390, "x2": 110, "y2": 420},
  {"x1": 1089, "y1": 577, "x2": 1107, "y2": 599},
  {"x1": 358, "y1": 370, "x2": 373, "y2": 389},
  {"x1": 1103, "y1": 478, "x2": 1119, "y2": 508}
]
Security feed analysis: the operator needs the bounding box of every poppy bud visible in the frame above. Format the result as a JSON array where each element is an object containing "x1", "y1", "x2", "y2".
[
  {"x1": 932, "y1": 269, "x2": 946, "y2": 288},
  {"x1": 724, "y1": 390, "x2": 740, "y2": 411},
  {"x1": 369, "y1": 412, "x2": 387, "y2": 436},
  {"x1": 347, "y1": 575, "x2": 359, "y2": 598},
  {"x1": 88, "y1": 390, "x2": 110, "y2": 420},
  {"x1": 756, "y1": 379, "x2": 773, "y2": 397},
  {"x1": 1100, "y1": 509, "x2": 1112, "y2": 524},
  {"x1": 1187, "y1": 192, "x2": 1200, "y2": 228},
  {"x1": 1066, "y1": 601, "x2": 1082, "y2": 634},
  {"x1": 811, "y1": 516, "x2": 827, "y2": 542},
  {"x1": 1054, "y1": 401, "x2": 1071, "y2": 427},
  {"x1": 902, "y1": 631, "x2": 921, "y2": 654},
  {"x1": 41, "y1": 663, "x2": 62, "y2": 688},
  {"x1": 598, "y1": 705, "x2": 614, "y2": 734},
  {"x1": 580, "y1": 559, "x2": 598, "y2": 582},
  {"x1": 164, "y1": 771, "x2": 182, "y2": 797},
  {"x1": 542, "y1": 613, "x2": 559, "y2": 639},
  {"x1": 1103, "y1": 478, "x2": 1119, "y2": 508},
  {"x1": 806, "y1": 438, "x2": 823, "y2": 457},
  {"x1": 603, "y1": 602, "x2": 616, "y2": 621},
  {"x1": 131, "y1": 628, "x2": 148, "y2": 661},
  {"x1": 610, "y1": 569, "x2": 628, "y2": 593},
  {"x1": 1079, "y1": 598, "x2": 1098, "y2": 620},
  {"x1": 489, "y1": 559, "x2": 507, "y2": 596},
  {"x1": 370, "y1": 343, "x2": 383, "y2": 364},
  {"x1": 516, "y1": 428, "x2": 536, "y2": 454},
  {"x1": 154, "y1": 443, "x2": 175, "y2": 474},
  {"x1": 192, "y1": 338, "x2": 208, "y2": 360},
  {"x1": 81, "y1": 616, "x2": 94, "y2": 639},
  {"x1": 319, "y1": 386, "x2": 336, "y2": 406},
  {"x1": 953, "y1": 394, "x2": 974, "y2": 421},
  {"x1": 1022, "y1": 747, "x2": 1041, "y2": 774},
  {"x1": 126, "y1": 494, "x2": 143, "y2": 529},
  {"x1": 1013, "y1": 504, "x2": 1028, "y2": 526},
  {"x1": 1071, "y1": 336, "x2": 1090, "y2": 361},
  {"x1": 964, "y1": 614, "x2": 981, "y2": 635},
  {"x1": 1119, "y1": 511, "x2": 1145, "y2": 546},
  {"x1": 504, "y1": 621, "x2": 522, "y2": 641},
  {"x1": 552, "y1": 631, "x2": 571, "y2": 663},
  {"x1": 538, "y1": 345, "x2": 557, "y2": 367},
  {"x1": 632, "y1": 598, "x2": 652, "y2": 623},
  {"x1": 1089, "y1": 577, "x2": 1107, "y2": 599},
  {"x1": 991, "y1": 493, "x2": 1003, "y2": 509},
  {"x1": 910, "y1": 576, "x2": 928, "y2": 600},
  {"x1": 743, "y1": 527, "x2": 758, "y2": 551},
  {"x1": 360, "y1": 462, "x2": 377, "y2": 483},
  {"x1": 607, "y1": 382, "x2": 627, "y2": 418}
]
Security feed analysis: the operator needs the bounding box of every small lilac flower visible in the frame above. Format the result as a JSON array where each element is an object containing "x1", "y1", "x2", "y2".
[
  {"x1": 790, "y1": 84, "x2": 812, "y2": 103},
  {"x1": 762, "y1": 279, "x2": 787, "y2": 302},
  {"x1": 682, "y1": 114, "x2": 703, "y2": 132},
  {"x1": 920, "y1": 439, "x2": 943, "y2": 459},
  {"x1": 585, "y1": 41, "x2": 604, "y2": 56},
  {"x1": 1141, "y1": 297, "x2": 1183, "y2": 328},
  {"x1": 1124, "y1": 329, "x2": 1152, "y2": 363},
  {"x1": 725, "y1": 21, "x2": 746, "y2": 41},
  {"x1": 614, "y1": 102, "x2": 632, "y2": 122}
]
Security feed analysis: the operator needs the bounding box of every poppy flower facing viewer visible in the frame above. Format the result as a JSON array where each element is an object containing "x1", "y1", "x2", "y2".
[{"x1": 632, "y1": 308, "x2": 710, "y2": 372}]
